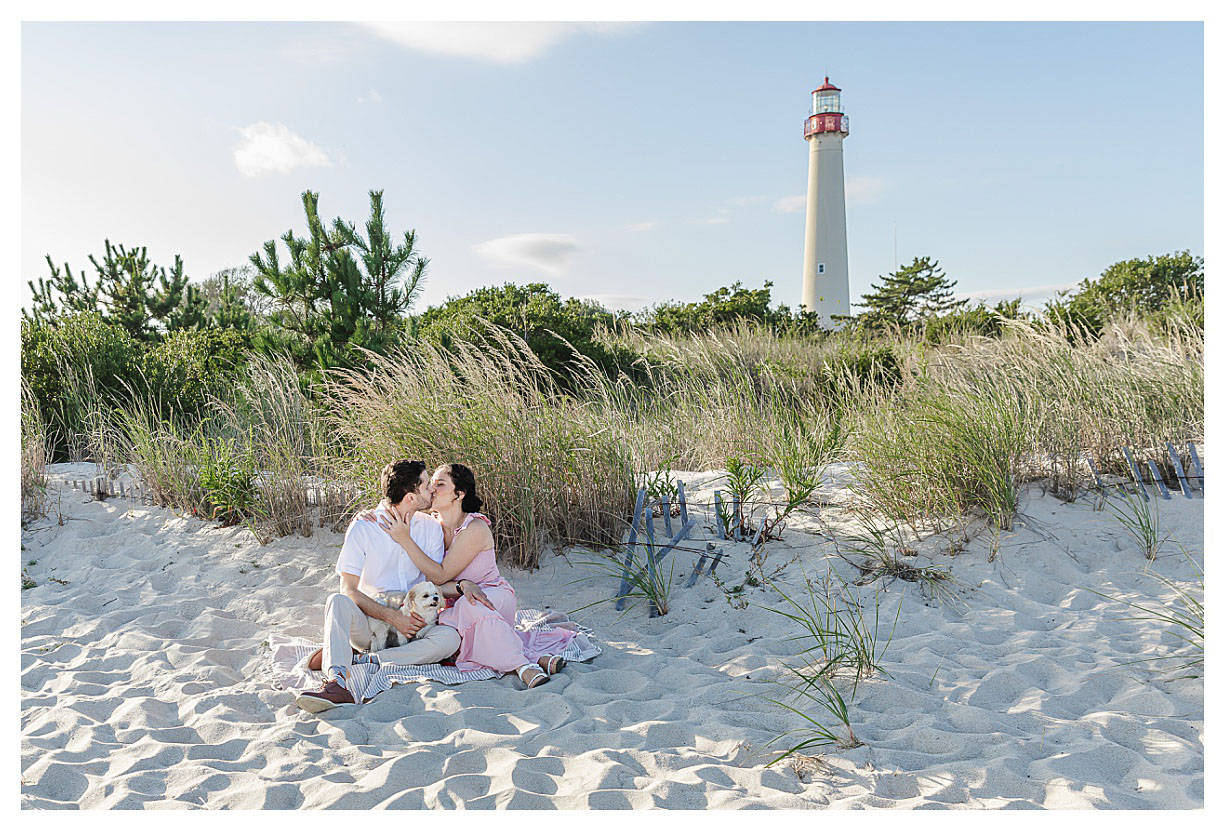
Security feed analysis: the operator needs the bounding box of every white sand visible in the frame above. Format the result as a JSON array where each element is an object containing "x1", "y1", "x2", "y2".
[{"x1": 21, "y1": 462, "x2": 1203, "y2": 809}]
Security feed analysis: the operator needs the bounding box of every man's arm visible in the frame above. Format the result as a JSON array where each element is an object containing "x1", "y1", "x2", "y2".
[{"x1": 339, "y1": 572, "x2": 429, "y2": 636}]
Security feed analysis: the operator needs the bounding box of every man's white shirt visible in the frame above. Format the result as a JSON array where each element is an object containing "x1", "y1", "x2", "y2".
[{"x1": 335, "y1": 509, "x2": 445, "y2": 597}]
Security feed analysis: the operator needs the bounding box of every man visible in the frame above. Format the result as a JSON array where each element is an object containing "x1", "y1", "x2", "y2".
[{"x1": 296, "y1": 459, "x2": 488, "y2": 713}]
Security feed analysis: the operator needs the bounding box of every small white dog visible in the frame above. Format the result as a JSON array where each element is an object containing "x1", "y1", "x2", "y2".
[{"x1": 366, "y1": 581, "x2": 442, "y2": 652}]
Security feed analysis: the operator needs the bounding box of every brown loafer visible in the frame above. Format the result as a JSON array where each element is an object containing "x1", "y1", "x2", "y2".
[
  {"x1": 305, "y1": 646, "x2": 358, "y2": 672},
  {"x1": 295, "y1": 679, "x2": 356, "y2": 713}
]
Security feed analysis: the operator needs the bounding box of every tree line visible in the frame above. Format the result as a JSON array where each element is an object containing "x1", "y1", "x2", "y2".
[{"x1": 22, "y1": 187, "x2": 1203, "y2": 460}]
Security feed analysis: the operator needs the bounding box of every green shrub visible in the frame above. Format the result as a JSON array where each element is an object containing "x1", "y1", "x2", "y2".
[
  {"x1": 143, "y1": 328, "x2": 251, "y2": 419},
  {"x1": 417, "y1": 282, "x2": 640, "y2": 386},
  {"x1": 644, "y1": 281, "x2": 778, "y2": 334},
  {"x1": 923, "y1": 299, "x2": 1026, "y2": 345},
  {"x1": 192, "y1": 436, "x2": 259, "y2": 526},
  {"x1": 21, "y1": 313, "x2": 142, "y2": 461},
  {"x1": 1047, "y1": 251, "x2": 1203, "y2": 337},
  {"x1": 819, "y1": 344, "x2": 901, "y2": 398}
]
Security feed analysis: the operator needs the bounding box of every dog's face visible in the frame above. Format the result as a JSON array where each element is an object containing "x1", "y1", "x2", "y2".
[{"x1": 406, "y1": 581, "x2": 442, "y2": 622}]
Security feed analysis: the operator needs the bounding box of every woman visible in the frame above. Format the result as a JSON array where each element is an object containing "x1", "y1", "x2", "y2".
[{"x1": 368, "y1": 464, "x2": 573, "y2": 688}]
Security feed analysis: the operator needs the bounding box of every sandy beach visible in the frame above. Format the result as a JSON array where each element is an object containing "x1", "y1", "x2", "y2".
[{"x1": 20, "y1": 462, "x2": 1203, "y2": 809}]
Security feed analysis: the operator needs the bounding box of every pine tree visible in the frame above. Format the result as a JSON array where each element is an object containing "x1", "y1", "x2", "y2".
[
  {"x1": 339, "y1": 190, "x2": 428, "y2": 339},
  {"x1": 151, "y1": 255, "x2": 208, "y2": 332},
  {"x1": 250, "y1": 191, "x2": 342, "y2": 364},
  {"x1": 200, "y1": 268, "x2": 257, "y2": 331},
  {"x1": 857, "y1": 256, "x2": 965, "y2": 329},
  {"x1": 250, "y1": 190, "x2": 429, "y2": 369},
  {"x1": 25, "y1": 241, "x2": 205, "y2": 339},
  {"x1": 26, "y1": 256, "x2": 101, "y2": 325}
]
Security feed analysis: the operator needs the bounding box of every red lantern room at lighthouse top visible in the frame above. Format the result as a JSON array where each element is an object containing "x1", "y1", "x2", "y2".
[{"x1": 804, "y1": 77, "x2": 849, "y2": 138}]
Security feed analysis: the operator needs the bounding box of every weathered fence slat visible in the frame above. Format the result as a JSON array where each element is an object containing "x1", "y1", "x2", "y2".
[
  {"x1": 714, "y1": 491, "x2": 726, "y2": 540},
  {"x1": 1121, "y1": 447, "x2": 1150, "y2": 502},
  {"x1": 614, "y1": 488, "x2": 647, "y2": 612},
  {"x1": 1085, "y1": 455, "x2": 1108, "y2": 491},
  {"x1": 1145, "y1": 460, "x2": 1172, "y2": 500},
  {"x1": 615, "y1": 480, "x2": 697, "y2": 615},
  {"x1": 1187, "y1": 442, "x2": 1204, "y2": 492},
  {"x1": 643, "y1": 509, "x2": 660, "y2": 618},
  {"x1": 684, "y1": 543, "x2": 713, "y2": 589},
  {"x1": 1165, "y1": 442, "x2": 1194, "y2": 499},
  {"x1": 751, "y1": 516, "x2": 767, "y2": 550}
]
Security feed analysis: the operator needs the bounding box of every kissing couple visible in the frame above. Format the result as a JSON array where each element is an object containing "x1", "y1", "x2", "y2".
[{"x1": 296, "y1": 460, "x2": 575, "y2": 713}]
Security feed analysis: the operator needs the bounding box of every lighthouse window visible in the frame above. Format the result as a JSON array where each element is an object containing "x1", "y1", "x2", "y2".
[{"x1": 818, "y1": 263, "x2": 826, "y2": 274}]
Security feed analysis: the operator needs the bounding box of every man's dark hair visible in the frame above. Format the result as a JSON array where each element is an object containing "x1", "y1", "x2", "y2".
[{"x1": 382, "y1": 460, "x2": 427, "y2": 506}]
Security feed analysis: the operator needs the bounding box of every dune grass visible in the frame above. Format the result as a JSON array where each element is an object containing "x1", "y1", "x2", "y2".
[
  {"x1": 846, "y1": 317, "x2": 1201, "y2": 534},
  {"x1": 837, "y1": 519, "x2": 960, "y2": 606},
  {"x1": 1106, "y1": 488, "x2": 1167, "y2": 560},
  {"x1": 322, "y1": 326, "x2": 635, "y2": 568},
  {"x1": 218, "y1": 353, "x2": 327, "y2": 539},
  {"x1": 762, "y1": 573, "x2": 900, "y2": 759},
  {"x1": 26, "y1": 306, "x2": 1201, "y2": 572},
  {"x1": 21, "y1": 380, "x2": 52, "y2": 526}
]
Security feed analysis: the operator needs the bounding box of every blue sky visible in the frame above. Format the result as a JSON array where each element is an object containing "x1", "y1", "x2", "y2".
[{"x1": 21, "y1": 21, "x2": 1204, "y2": 315}]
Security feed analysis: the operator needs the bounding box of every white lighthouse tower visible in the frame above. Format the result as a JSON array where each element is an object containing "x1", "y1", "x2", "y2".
[{"x1": 801, "y1": 77, "x2": 851, "y2": 325}]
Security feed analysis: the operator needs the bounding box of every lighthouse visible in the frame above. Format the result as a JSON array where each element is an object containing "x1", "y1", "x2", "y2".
[{"x1": 800, "y1": 77, "x2": 851, "y2": 325}]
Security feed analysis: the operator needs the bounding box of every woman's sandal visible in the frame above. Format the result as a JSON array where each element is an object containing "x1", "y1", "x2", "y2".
[
  {"x1": 516, "y1": 664, "x2": 550, "y2": 689},
  {"x1": 537, "y1": 655, "x2": 566, "y2": 675}
]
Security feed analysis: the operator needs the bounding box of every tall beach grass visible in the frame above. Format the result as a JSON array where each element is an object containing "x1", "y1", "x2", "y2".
[
  {"x1": 24, "y1": 306, "x2": 1201, "y2": 570},
  {"x1": 21, "y1": 380, "x2": 52, "y2": 525},
  {"x1": 323, "y1": 325, "x2": 635, "y2": 568}
]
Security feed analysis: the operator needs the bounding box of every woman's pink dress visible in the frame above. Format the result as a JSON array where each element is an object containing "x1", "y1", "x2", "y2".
[{"x1": 436, "y1": 513, "x2": 575, "y2": 674}]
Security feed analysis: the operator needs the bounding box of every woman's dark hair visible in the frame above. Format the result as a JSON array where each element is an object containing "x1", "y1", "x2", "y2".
[
  {"x1": 382, "y1": 460, "x2": 427, "y2": 506},
  {"x1": 446, "y1": 463, "x2": 483, "y2": 513}
]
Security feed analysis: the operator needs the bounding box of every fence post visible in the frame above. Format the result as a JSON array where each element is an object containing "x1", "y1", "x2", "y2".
[
  {"x1": 614, "y1": 488, "x2": 647, "y2": 612},
  {"x1": 1187, "y1": 442, "x2": 1204, "y2": 492},
  {"x1": 1121, "y1": 447, "x2": 1150, "y2": 502},
  {"x1": 1145, "y1": 460, "x2": 1172, "y2": 500},
  {"x1": 1165, "y1": 442, "x2": 1193, "y2": 498},
  {"x1": 643, "y1": 509, "x2": 659, "y2": 618}
]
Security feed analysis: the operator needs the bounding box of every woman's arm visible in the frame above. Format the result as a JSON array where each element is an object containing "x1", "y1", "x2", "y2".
[
  {"x1": 384, "y1": 514, "x2": 486, "y2": 584},
  {"x1": 439, "y1": 579, "x2": 497, "y2": 610}
]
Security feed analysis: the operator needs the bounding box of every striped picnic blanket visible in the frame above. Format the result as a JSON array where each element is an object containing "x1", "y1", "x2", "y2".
[{"x1": 269, "y1": 608, "x2": 601, "y2": 704}]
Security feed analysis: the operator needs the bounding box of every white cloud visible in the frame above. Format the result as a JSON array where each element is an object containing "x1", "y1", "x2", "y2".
[
  {"x1": 359, "y1": 22, "x2": 636, "y2": 64},
  {"x1": 627, "y1": 221, "x2": 657, "y2": 232},
  {"x1": 846, "y1": 175, "x2": 887, "y2": 205},
  {"x1": 474, "y1": 233, "x2": 579, "y2": 275},
  {"x1": 581, "y1": 293, "x2": 648, "y2": 312},
  {"x1": 773, "y1": 194, "x2": 807, "y2": 213},
  {"x1": 233, "y1": 122, "x2": 332, "y2": 178},
  {"x1": 358, "y1": 88, "x2": 383, "y2": 105}
]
